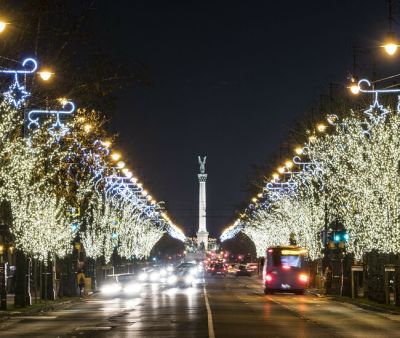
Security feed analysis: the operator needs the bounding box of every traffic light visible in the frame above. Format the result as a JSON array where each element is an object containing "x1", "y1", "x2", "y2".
[
  {"x1": 333, "y1": 230, "x2": 349, "y2": 243},
  {"x1": 111, "y1": 228, "x2": 118, "y2": 239}
]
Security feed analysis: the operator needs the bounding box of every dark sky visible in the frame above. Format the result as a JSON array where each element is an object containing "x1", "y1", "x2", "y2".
[{"x1": 95, "y1": 1, "x2": 395, "y2": 237}]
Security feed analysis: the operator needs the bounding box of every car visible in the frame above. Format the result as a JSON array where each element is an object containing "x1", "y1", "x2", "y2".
[
  {"x1": 175, "y1": 262, "x2": 199, "y2": 277},
  {"x1": 166, "y1": 268, "x2": 196, "y2": 287},
  {"x1": 246, "y1": 263, "x2": 258, "y2": 273},
  {"x1": 211, "y1": 263, "x2": 226, "y2": 276},
  {"x1": 206, "y1": 263, "x2": 215, "y2": 274},
  {"x1": 227, "y1": 264, "x2": 239, "y2": 274},
  {"x1": 100, "y1": 273, "x2": 136, "y2": 297},
  {"x1": 175, "y1": 262, "x2": 197, "y2": 270},
  {"x1": 235, "y1": 265, "x2": 252, "y2": 277}
]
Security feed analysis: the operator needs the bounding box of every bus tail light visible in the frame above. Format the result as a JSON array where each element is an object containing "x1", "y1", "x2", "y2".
[
  {"x1": 265, "y1": 274, "x2": 273, "y2": 283},
  {"x1": 299, "y1": 273, "x2": 308, "y2": 283},
  {"x1": 282, "y1": 265, "x2": 291, "y2": 270}
]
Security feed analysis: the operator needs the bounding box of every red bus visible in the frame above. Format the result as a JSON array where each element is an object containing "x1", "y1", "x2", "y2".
[{"x1": 262, "y1": 245, "x2": 309, "y2": 295}]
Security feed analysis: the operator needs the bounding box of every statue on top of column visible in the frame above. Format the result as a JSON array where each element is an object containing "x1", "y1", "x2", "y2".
[{"x1": 198, "y1": 156, "x2": 207, "y2": 174}]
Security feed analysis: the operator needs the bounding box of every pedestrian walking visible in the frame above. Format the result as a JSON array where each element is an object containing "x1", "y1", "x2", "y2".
[{"x1": 77, "y1": 270, "x2": 86, "y2": 296}]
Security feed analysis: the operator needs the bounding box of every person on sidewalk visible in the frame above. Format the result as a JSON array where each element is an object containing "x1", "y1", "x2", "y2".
[{"x1": 77, "y1": 270, "x2": 86, "y2": 296}]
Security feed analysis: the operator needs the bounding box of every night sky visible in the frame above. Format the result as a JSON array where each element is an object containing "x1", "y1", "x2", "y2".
[{"x1": 95, "y1": 1, "x2": 395, "y2": 237}]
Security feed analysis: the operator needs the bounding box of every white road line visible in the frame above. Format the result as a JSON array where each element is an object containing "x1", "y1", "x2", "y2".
[{"x1": 203, "y1": 283, "x2": 215, "y2": 338}]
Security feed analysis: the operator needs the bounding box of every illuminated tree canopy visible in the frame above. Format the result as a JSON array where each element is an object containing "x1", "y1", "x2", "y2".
[{"x1": 237, "y1": 88, "x2": 400, "y2": 260}]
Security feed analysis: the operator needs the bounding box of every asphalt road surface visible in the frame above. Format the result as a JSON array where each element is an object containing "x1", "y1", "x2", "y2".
[{"x1": 2, "y1": 275, "x2": 400, "y2": 337}]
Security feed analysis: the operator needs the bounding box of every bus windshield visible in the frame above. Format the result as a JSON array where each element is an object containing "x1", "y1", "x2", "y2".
[{"x1": 271, "y1": 249, "x2": 305, "y2": 268}]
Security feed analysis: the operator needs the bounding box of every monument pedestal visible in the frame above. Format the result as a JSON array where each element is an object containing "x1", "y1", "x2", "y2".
[{"x1": 197, "y1": 230, "x2": 209, "y2": 251}]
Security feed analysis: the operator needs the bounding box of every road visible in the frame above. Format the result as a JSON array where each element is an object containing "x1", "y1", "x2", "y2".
[{"x1": 1, "y1": 274, "x2": 400, "y2": 337}]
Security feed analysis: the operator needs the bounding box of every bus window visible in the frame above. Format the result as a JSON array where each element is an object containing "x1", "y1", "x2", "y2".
[
  {"x1": 270, "y1": 250, "x2": 303, "y2": 268},
  {"x1": 281, "y1": 255, "x2": 301, "y2": 268}
]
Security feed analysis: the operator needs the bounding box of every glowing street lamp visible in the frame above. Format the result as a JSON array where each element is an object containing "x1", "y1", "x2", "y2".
[
  {"x1": 0, "y1": 21, "x2": 7, "y2": 33},
  {"x1": 111, "y1": 152, "x2": 121, "y2": 161},
  {"x1": 83, "y1": 123, "x2": 92, "y2": 133},
  {"x1": 295, "y1": 147, "x2": 303, "y2": 155},
  {"x1": 349, "y1": 83, "x2": 360, "y2": 95},
  {"x1": 285, "y1": 160, "x2": 293, "y2": 169},
  {"x1": 38, "y1": 69, "x2": 54, "y2": 81},
  {"x1": 347, "y1": 76, "x2": 360, "y2": 95},
  {"x1": 382, "y1": 32, "x2": 399, "y2": 56},
  {"x1": 102, "y1": 140, "x2": 111, "y2": 148},
  {"x1": 117, "y1": 161, "x2": 125, "y2": 169},
  {"x1": 317, "y1": 123, "x2": 327, "y2": 133}
]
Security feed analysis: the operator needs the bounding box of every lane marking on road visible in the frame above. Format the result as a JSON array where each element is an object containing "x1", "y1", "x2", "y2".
[
  {"x1": 203, "y1": 283, "x2": 215, "y2": 338},
  {"x1": 17, "y1": 316, "x2": 58, "y2": 320}
]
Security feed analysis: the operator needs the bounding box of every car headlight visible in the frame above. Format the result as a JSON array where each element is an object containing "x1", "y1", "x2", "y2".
[
  {"x1": 167, "y1": 275, "x2": 177, "y2": 285},
  {"x1": 138, "y1": 272, "x2": 148, "y2": 281},
  {"x1": 101, "y1": 284, "x2": 121, "y2": 295},
  {"x1": 189, "y1": 268, "x2": 197, "y2": 275},
  {"x1": 185, "y1": 275, "x2": 194, "y2": 284},
  {"x1": 123, "y1": 283, "x2": 141, "y2": 294},
  {"x1": 160, "y1": 269, "x2": 167, "y2": 277},
  {"x1": 150, "y1": 272, "x2": 160, "y2": 282}
]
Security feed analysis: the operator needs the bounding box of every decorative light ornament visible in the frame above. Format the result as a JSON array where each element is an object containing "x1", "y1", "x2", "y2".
[
  {"x1": 0, "y1": 58, "x2": 38, "y2": 108},
  {"x1": 220, "y1": 222, "x2": 244, "y2": 242},
  {"x1": 357, "y1": 78, "x2": 400, "y2": 126},
  {"x1": 27, "y1": 100, "x2": 76, "y2": 139}
]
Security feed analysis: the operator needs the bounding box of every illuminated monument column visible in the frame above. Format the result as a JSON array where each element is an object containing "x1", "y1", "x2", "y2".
[{"x1": 197, "y1": 156, "x2": 209, "y2": 251}]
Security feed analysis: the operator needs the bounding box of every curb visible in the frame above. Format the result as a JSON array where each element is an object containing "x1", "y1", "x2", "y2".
[
  {"x1": 329, "y1": 296, "x2": 400, "y2": 315},
  {"x1": 307, "y1": 289, "x2": 326, "y2": 298},
  {"x1": 307, "y1": 289, "x2": 400, "y2": 314}
]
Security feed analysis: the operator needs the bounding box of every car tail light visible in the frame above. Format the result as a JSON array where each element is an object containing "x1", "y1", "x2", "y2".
[
  {"x1": 299, "y1": 273, "x2": 308, "y2": 283},
  {"x1": 282, "y1": 265, "x2": 290, "y2": 270},
  {"x1": 211, "y1": 267, "x2": 215, "y2": 271},
  {"x1": 265, "y1": 274, "x2": 273, "y2": 283}
]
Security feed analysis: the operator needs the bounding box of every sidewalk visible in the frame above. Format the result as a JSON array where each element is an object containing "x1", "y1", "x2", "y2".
[
  {"x1": 0, "y1": 295, "x2": 88, "y2": 320},
  {"x1": 307, "y1": 288, "x2": 400, "y2": 315}
]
